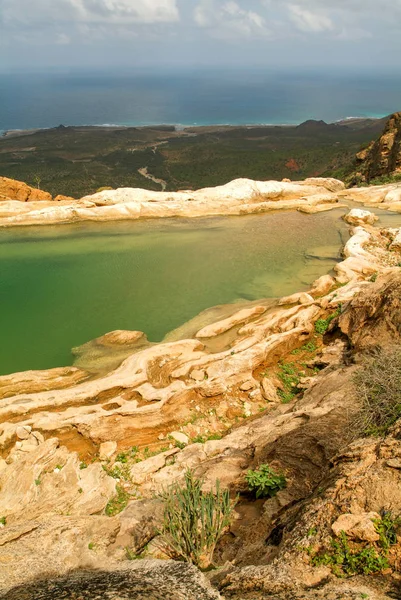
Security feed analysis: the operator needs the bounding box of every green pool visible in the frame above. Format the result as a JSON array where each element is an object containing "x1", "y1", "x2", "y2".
[{"x1": 0, "y1": 210, "x2": 351, "y2": 375}]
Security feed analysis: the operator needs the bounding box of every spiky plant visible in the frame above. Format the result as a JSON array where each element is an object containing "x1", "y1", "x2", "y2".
[{"x1": 159, "y1": 469, "x2": 235, "y2": 569}]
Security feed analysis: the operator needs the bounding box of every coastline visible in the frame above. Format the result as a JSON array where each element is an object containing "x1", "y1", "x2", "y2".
[{"x1": 0, "y1": 115, "x2": 385, "y2": 139}]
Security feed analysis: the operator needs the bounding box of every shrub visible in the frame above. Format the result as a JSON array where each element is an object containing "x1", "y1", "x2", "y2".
[
  {"x1": 159, "y1": 470, "x2": 235, "y2": 569},
  {"x1": 312, "y1": 531, "x2": 389, "y2": 576},
  {"x1": 245, "y1": 464, "x2": 287, "y2": 499},
  {"x1": 314, "y1": 306, "x2": 341, "y2": 335},
  {"x1": 374, "y1": 511, "x2": 401, "y2": 550},
  {"x1": 352, "y1": 346, "x2": 401, "y2": 437}
]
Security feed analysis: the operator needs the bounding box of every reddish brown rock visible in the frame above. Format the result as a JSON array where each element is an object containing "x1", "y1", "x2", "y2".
[{"x1": 0, "y1": 177, "x2": 52, "y2": 202}]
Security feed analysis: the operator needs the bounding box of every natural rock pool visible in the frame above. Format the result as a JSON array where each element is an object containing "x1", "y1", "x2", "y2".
[{"x1": 0, "y1": 209, "x2": 352, "y2": 375}]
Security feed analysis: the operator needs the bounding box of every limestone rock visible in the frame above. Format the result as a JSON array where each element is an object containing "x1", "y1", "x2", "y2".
[
  {"x1": 196, "y1": 306, "x2": 266, "y2": 338},
  {"x1": 0, "y1": 177, "x2": 346, "y2": 227},
  {"x1": 169, "y1": 432, "x2": 189, "y2": 446},
  {"x1": 16, "y1": 425, "x2": 31, "y2": 440},
  {"x1": 344, "y1": 209, "x2": 378, "y2": 226},
  {"x1": 54, "y1": 194, "x2": 75, "y2": 202},
  {"x1": 99, "y1": 441, "x2": 117, "y2": 460},
  {"x1": 95, "y1": 330, "x2": 147, "y2": 347},
  {"x1": 0, "y1": 367, "x2": 89, "y2": 400},
  {"x1": 0, "y1": 176, "x2": 52, "y2": 202},
  {"x1": 279, "y1": 292, "x2": 314, "y2": 306},
  {"x1": 390, "y1": 229, "x2": 401, "y2": 251},
  {"x1": 310, "y1": 274, "x2": 335, "y2": 297},
  {"x1": 239, "y1": 380, "x2": 256, "y2": 392},
  {"x1": 331, "y1": 512, "x2": 381, "y2": 542},
  {"x1": 261, "y1": 378, "x2": 280, "y2": 402}
]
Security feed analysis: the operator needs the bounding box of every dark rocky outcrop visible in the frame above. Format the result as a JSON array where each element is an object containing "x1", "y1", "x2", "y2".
[
  {"x1": 2, "y1": 562, "x2": 222, "y2": 600},
  {"x1": 353, "y1": 112, "x2": 401, "y2": 183}
]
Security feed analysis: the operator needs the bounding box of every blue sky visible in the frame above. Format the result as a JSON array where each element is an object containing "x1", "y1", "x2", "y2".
[{"x1": 1, "y1": 0, "x2": 401, "y2": 71}]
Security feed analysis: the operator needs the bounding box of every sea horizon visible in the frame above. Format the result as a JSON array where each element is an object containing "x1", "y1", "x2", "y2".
[{"x1": 1, "y1": 67, "x2": 400, "y2": 133}]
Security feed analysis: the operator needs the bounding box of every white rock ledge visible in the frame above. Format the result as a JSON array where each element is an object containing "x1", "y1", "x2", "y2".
[{"x1": 0, "y1": 177, "x2": 345, "y2": 227}]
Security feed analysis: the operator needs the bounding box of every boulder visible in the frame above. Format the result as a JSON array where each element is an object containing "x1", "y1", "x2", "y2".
[
  {"x1": 0, "y1": 176, "x2": 52, "y2": 202},
  {"x1": 344, "y1": 209, "x2": 378, "y2": 226},
  {"x1": 309, "y1": 274, "x2": 335, "y2": 297},
  {"x1": 99, "y1": 441, "x2": 117, "y2": 460},
  {"x1": 331, "y1": 512, "x2": 381, "y2": 542}
]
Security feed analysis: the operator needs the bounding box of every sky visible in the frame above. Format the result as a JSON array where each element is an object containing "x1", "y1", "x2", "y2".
[{"x1": 1, "y1": 0, "x2": 401, "y2": 72}]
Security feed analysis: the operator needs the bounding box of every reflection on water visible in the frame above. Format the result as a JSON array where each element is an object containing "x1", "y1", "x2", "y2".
[{"x1": 0, "y1": 207, "x2": 398, "y2": 376}]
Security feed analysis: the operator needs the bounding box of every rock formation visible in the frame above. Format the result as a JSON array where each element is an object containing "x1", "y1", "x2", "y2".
[
  {"x1": 0, "y1": 177, "x2": 347, "y2": 227},
  {"x1": 353, "y1": 112, "x2": 401, "y2": 183},
  {"x1": 1, "y1": 204, "x2": 401, "y2": 598},
  {"x1": 0, "y1": 176, "x2": 52, "y2": 202}
]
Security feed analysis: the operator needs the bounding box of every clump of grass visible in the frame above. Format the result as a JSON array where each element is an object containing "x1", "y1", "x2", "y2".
[
  {"x1": 245, "y1": 464, "x2": 287, "y2": 499},
  {"x1": 0, "y1": 517, "x2": 6, "y2": 526},
  {"x1": 105, "y1": 484, "x2": 130, "y2": 516},
  {"x1": 352, "y1": 346, "x2": 401, "y2": 437},
  {"x1": 159, "y1": 469, "x2": 235, "y2": 569}
]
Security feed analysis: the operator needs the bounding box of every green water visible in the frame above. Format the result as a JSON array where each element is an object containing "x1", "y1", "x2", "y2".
[{"x1": 0, "y1": 211, "x2": 351, "y2": 376}]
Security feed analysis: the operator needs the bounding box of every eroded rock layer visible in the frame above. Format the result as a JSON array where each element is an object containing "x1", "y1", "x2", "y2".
[{"x1": 1, "y1": 208, "x2": 401, "y2": 599}]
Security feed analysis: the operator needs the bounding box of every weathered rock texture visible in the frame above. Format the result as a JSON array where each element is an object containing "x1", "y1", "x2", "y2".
[
  {"x1": 1, "y1": 210, "x2": 401, "y2": 598},
  {"x1": 354, "y1": 112, "x2": 401, "y2": 183},
  {"x1": 0, "y1": 177, "x2": 345, "y2": 227},
  {"x1": 2, "y1": 562, "x2": 222, "y2": 600},
  {"x1": 0, "y1": 176, "x2": 52, "y2": 202}
]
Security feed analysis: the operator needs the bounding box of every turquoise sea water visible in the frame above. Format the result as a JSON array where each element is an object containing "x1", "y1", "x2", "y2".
[{"x1": 1, "y1": 69, "x2": 401, "y2": 131}]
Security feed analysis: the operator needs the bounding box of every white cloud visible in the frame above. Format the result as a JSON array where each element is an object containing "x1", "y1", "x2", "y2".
[
  {"x1": 3, "y1": 0, "x2": 180, "y2": 25},
  {"x1": 194, "y1": 0, "x2": 269, "y2": 37},
  {"x1": 288, "y1": 4, "x2": 334, "y2": 32}
]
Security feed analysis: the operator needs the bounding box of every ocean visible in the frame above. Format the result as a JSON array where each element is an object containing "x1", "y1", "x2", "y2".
[{"x1": 1, "y1": 68, "x2": 401, "y2": 132}]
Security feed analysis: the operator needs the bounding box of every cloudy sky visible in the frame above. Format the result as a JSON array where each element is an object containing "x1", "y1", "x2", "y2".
[{"x1": 1, "y1": 0, "x2": 401, "y2": 71}]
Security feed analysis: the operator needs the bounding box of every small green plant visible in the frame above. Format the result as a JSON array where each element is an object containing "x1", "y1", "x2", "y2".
[
  {"x1": 374, "y1": 511, "x2": 401, "y2": 550},
  {"x1": 277, "y1": 361, "x2": 302, "y2": 403},
  {"x1": 79, "y1": 462, "x2": 88, "y2": 470},
  {"x1": 54, "y1": 464, "x2": 64, "y2": 471},
  {"x1": 307, "y1": 527, "x2": 318, "y2": 537},
  {"x1": 315, "y1": 306, "x2": 341, "y2": 335},
  {"x1": 125, "y1": 544, "x2": 149, "y2": 560},
  {"x1": 78, "y1": 487, "x2": 83, "y2": 494},
  {"x1": 116, "y1": 452, "x2": 129, "y2": 463},
  {"x1": 312, "y1": 531, "x2": 389, "y2": 576},
  {"x1": 192, "y1": 435, "x2": 206, "y2": 444},
  {"x1": 369, "y1": 272, "x2": 378, "y2": 283},
  {"x1": 105, "y1": 485, "x2": 130, "y2": 516},
  {"x1": 159, "y1": 469, "x2": 235, "y2": 569},
  {"x1": 245, "y1": 464, "x2": 287, "y2": 499},
  {"x1": 0, "y1": 517, "x2": 6, "y2": 526},
  {"x1": 291, "y1": 340, "x2": 317, "y2": 355},
  {"x1": 207, "y1": 432, "x2": 223, "y2": 441},
  {"x1": 34, "y1": 478, "x2": 41, "y2": 486},
  {"x1": 88, "y1": 542, "x2": 95, "y2": 550}
]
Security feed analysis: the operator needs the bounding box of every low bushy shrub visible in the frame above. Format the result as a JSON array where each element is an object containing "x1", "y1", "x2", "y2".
[
  {"x1": 245, "y1": 464, "x2": 287, "y2": 499},
  {"x1": 353, "y1": 346, "x2": 401, "y2": 436}
]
